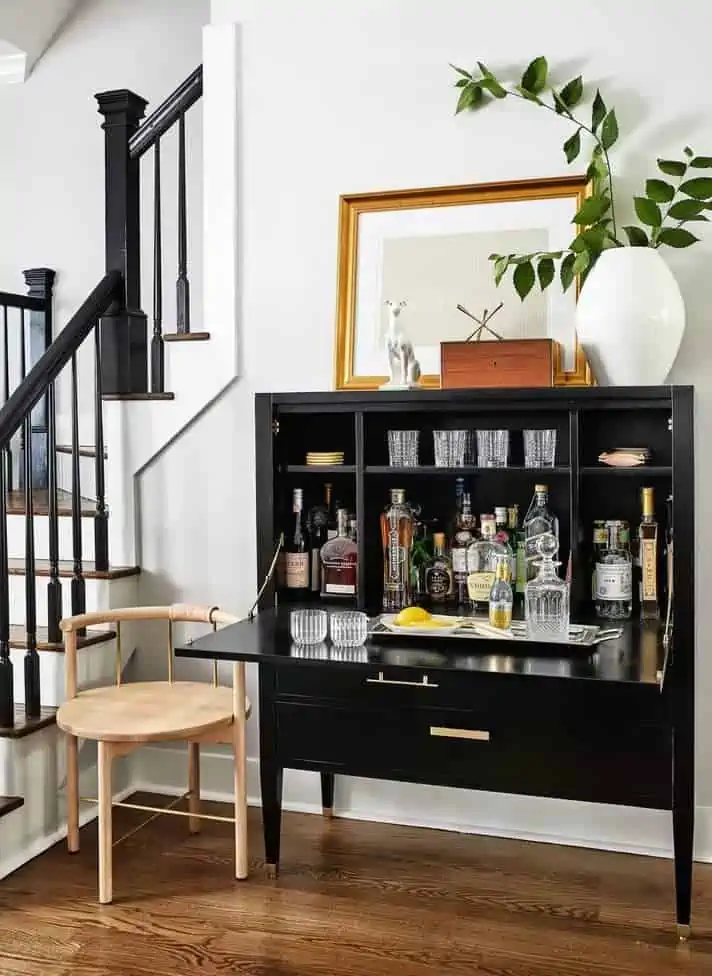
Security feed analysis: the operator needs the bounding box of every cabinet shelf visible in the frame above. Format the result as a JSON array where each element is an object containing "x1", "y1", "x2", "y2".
[
  {"x1": 284, "y1": 465, "x2": 356, "y2": 474},
  {"x1": 581, "y1": 466, "x2": 672, "y2": 477},
  {"x1": 365, "y1": 465, "x2": 570, "y2": 476}
]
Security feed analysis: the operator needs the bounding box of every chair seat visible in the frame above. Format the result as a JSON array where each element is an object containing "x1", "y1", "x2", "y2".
[{"x1": 57, "y1": 681, "x2": 251, "y2": 743}]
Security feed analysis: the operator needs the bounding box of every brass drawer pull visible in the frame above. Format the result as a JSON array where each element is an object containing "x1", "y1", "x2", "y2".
[
  {"x1": 430, "y1": 726, "x2": 490, "y2": 742},
  {"x1": 365, "y1": 671, "x2": 439, "y2": 689}
]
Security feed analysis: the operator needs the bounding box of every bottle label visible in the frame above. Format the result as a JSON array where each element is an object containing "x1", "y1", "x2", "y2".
[
  {"x1": 595, "y1": 563, "x2": 632, "y2": 600},
  {"x1": 593, "y1": 527, "x2": 608, "y2": 545},
  {"x1": 285, "y1": 552, "x2": 309, "y2": 588},
  {"x1": 426, "y1": 567, "x2": 451, "y2": 599},
  {"x1": 310, "y1": 548, "x2": 321, "y2": 591},
  {"x1": 641, "y1": 539, "x2": 658, "y2": 601},
  {"x1": 452, "y1": 549, "x2": 468, "y2": 575},
  {"x1": 489, "y1": 602, "x2": 512, "y2": 629},
  {"x1": 467, "y1": 571, "x2": 495, "y2": 602},
  {"x1": 325, "y1": 582, "x2": 356, "y2": 596}
]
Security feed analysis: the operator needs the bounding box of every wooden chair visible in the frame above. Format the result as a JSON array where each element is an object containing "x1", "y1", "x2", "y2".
[{"x1": 57, "y1": 604, "x2": 249, "y2": 904}]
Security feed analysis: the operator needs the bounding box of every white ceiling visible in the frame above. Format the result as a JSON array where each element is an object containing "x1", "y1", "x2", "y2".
[{"x1": 0, "y1": 0, "x2": 82, "y2": 83}]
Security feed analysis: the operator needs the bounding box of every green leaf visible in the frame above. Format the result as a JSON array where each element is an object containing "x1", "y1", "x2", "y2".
[
  {"x1": 684, "y1": 146, "x2": 694, "y2": 157},
  {"x1": 477, "y1": 61, "x2": 493, "y2": 77},
  {"x1": 563, "y1": 129, "x2": 581, "y2": 164},
  {"x1": 668, "y1": 199, "x2": 706, "y2": 219},
  {"x1": 480, "y1": 76, "x2": 507, "y2": 98},
  {"x1": 680, "y1": 214, "x2": 709, "y2": 222},
  {"x1": 572, "y1": 250, "x2": 590, "y2": 276},
  {"x1": 601, "y1": 109, "x2": 618, "y2": 150},
  {"x1": 521, "y1": 56, "x2": 548, "y2": 94},
  {"x1": 456, "y1": 83, "x2": 482, "y2": 114},
  {"x1": 657, "y1": 227, "x2": 699, "y2": 247},
  {"x1": 645, "y1": 179, "x2": 675, "y2": 203},
  {"x1": 573, "y1": 194, "x2": 611, "y2": 225},
  {"x1": 516, "y1": 85, "x2": 543, "y2": 103},
  {"x1": 657, "y1": 159, "x2": 687, "y2": 177},
  {"x1": 580, "y1": 225, "x2": 608, "y2": 251},
  {"x1": 494, "y1": 256, "x2": 509, "y2": 285},
  {"x1": 559, "y1": 75, "x2": 583, "y2": 109},
  {"x1": 586, "y1": 153, "x2": 608, "y2": 187},
  {"x1": 510, "y1": 254, "x2": 534, "y2": 264},
  {"x1": 537, "y1": 257, "x2": 555, "y2": 291},
  {"x1": 691, "y1": 156, "x2": 712, "y2": 168},
  {"x1": 455, "y1": 78, "x2": 469, "y2": 88},
  {"x1": 513, "y1": 261, "x2": 536, "y2": 300},
  {"x1": 679, "y1": 176, "x2": 712, "y2": 199},
  {"x1": 552, "y1": 90, "x2": 568, "y2": 115},
  {"x1": 560, "y1": 252, "x2": 577, "y2": 292},
  {"x1": 450, "y1": 64, "x2": 472, "y2": 79},
  {"x1": 570, "y1": 234, "x2": 587, "y2": 253},
  {"x1": 591, "y1": 90, "x2": 606, "y2": 133},
  {"x1": 623, "y1": 225, "x2": 649, "y2": 247},
  {"x1": 634, "y1": 197, "x2": 662, "y2": 227}
]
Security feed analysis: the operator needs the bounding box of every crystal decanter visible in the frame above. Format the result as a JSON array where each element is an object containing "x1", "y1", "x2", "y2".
[{"x1": 524, "y1": 532, "x2": 569, "y2": 642}]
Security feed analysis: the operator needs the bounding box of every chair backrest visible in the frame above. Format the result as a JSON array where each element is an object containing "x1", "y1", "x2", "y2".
[{"x1": 60, "y1": 604, "x2": 240, "y2": 700}]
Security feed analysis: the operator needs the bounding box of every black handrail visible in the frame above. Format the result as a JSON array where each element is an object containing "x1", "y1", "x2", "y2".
[
  {"x1": 0, "y1": 293, "x2": 44, "y2": 312},
  {"x1": 128, "y1": 66, "x2": 203, "y2": 160},
  {"x1": 0, "y1": 271, "x2": 121, "y2": 450}
]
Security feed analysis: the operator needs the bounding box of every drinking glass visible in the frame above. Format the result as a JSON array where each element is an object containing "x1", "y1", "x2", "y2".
[
  {"x1": 523, "y1": 429, "x2": 557, "y2": 468},
  {"x1": 388, "y1": 430, "x2": 419, "y2": 467},
  {"x1": 433, "y1": 429, "x2": 467, "y2": 467},
  {"x1": 289, "y1": 609, "x2": 328, "y2": 644},
  {"x1": 476, "y1": 429, "x2": 509, "y2": 468},
  {"x1": 330, "y1": 611, "x2": 369, "y2": 646}
]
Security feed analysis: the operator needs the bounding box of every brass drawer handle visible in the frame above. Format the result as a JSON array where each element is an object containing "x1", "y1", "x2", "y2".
[
  {"x1": 365, "y1": 671, "x2": 439, "y2": 689},
  {"x1": 430, "y1": 726, "x2": 490, "y2": 742}
]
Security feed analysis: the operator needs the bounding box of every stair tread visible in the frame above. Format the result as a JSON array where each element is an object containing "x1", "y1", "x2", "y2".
[
  {"x1": 56, "y1": 444, "x2": 107, "y2": 459},
  {"x1": 8, "y1": 559, "x2": 140, "y2": 581},
  {"x1": 103, "y1": 392, "x2": 175, "y2": 401},
  {"x1": 6, "y1": 490, "x2": 96, "y2": 517},
  {"x1": 9, "y1": 626, "x2": 116, "y2": 652},
  {"x1": 0, "y1": 706, "x2": 56, "y2": 739},
  {"x1": 163, "y1": 331, "x2": 211, "y2": 342},
  {"x1": 0, "y1": 795, "x2": 24, "y2": 816}
]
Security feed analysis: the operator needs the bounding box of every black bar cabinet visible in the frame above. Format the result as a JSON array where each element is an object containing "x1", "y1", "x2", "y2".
[{"x1": 176, "y1": 385, "x2": 694, "y2": 937}]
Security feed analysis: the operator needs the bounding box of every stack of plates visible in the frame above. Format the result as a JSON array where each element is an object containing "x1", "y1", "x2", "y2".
[
  {"x1": 598, "y1": 447, "x2": 651, "y2": 467},
  {"x1": 306, "y1": 451, "x2": 345, "y2": 467}
]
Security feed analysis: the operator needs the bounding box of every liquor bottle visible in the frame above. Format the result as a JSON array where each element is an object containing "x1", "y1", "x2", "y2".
[
  {"x1": 467, "y1": 514, "x2": 511, "y2": 612},
  {"x1": 639, "y1": 486, "x2": 659, "y2": 619},
  {"x1": 451, "y1": 492, "x2": 475, "y2": 606},
  {"x1": 594, "y1": 520, "x2": 632, "y2": 619},
  {"x1": 494, "y1": 507, "x2": 509, "y2": 544},
  {"x1": 447, "y1": 477, "x2": 466, "y2": 540},
  {"x1": 308, "y1": 505, "x2": 328, "y2": 594},
  {"x1": 525, "y1": 533, "x2": 569, "y2": 641},
  {"x1": 381, "y1": 488, "x2": 414, "y2": 611},
  {"x1": 324, "y1": 483, "x2": 337, "y2": 539},
  {"x1": 591, "y1": 520, "x2": 608, "y2": 601},
  {"x1": 349, "y1": 517, "x2": 358, "y2": 543},
  {"x1": 523, "y1": 484, "x2": 559, "y2": 580},
  {"x1": 285, "y1": 488, "x2": 309, "y2": 595},
  {"x1": 506, "y1": 504, "x2": 526, "y2": 600},
  {"x1": 425, "y1": 532, "x2": 453, "y2": 604},
  {"x1": 320, "y1": 507, "x2": 358, "y2": 599},
  {"x1": 489, "y1": 554, "x2": 513, "y2": 629}
]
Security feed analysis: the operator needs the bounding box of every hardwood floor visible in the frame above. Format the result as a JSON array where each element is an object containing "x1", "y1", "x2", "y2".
[{"x1": 1, "y1": 792, "x2": 712, "y2": 975}]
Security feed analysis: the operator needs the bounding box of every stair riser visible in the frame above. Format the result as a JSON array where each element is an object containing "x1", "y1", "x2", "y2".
[
  {"x1": 9, "y1": 639, "x2": 134, "y2": 708},
  {"x1": 7, "y1": 515, "x2": 97, "y2": 563},
  {"x1": 57, "y1": 453, "x2": 97, "y2": 500},
  {"x1": 8, "y1": 575, "x2": 139, "y2": 629}
]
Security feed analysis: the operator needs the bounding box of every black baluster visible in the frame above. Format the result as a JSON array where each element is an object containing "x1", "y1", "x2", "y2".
[
  {"x1": 1, "y1": 305, "x2": 11, "y2": 492},
  {"x1": 0, "y1": 441, "x2": 12, "y2": 728},
  {"x1": 17, "y1": 309, "x2": 26, "y2": 492},
  {"x1": 46, "y1": 380, "x2": 62, "y2": 644},
  {"x1": 70, "y1": 354, "x2": 86, "y2": 635},
  {"x1": 24, "y1": 413, "x2": 40, "y2": 717},
  {"x1": 94, "y1": 327, "x2": 109, "y2": 572},
  {"x1": 151, "y1": 138, "x2": 165, "y2": 392},
  {"x1": 176, "y1": 113, "x2": 190, "y2": 335}
]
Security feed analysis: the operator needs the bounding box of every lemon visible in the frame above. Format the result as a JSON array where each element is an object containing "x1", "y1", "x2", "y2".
[{"x1": 393, "y1": 606, "x2": 432, "y2": 626}]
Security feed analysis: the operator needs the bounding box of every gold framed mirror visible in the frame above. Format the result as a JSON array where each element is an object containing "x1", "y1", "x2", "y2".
[{"x1": 334, "y1": 176, "x2": 593, "y2": 390}]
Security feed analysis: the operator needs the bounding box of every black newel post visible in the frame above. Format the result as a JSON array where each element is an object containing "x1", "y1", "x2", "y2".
[
  {"x1": 95, "y1": 89, "x2": 149, "y2": 395},
  {"x1": 23, "y1": 268, "x2": 55, "y2": 490}
]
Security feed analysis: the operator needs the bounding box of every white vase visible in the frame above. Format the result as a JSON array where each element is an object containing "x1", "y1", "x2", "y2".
[{"x1": 575, "y1": 248, "x2": 685, "y2": 386}]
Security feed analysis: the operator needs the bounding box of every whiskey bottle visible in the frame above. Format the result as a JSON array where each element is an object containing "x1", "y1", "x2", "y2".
[
  {"x1": 639, "y1": 486, "x2": 659, "y2": 619},
  {"x1": 489, "y1": 554, "x2": 513, "y2": 629},
  {"x1": 320, "y1": 508, "x2": 358, "y2": 599},
  {"x1": 285, "y1": 488, "x2": 309, "y2": 595},
  {"x1": 523, "y1": 484, "x2": 559, "y2": 580},
  {"x1": 381, "y1": 488, "x2": 414, "y2": 611},
  {"x1": 451, "y1": 492, "x2": 475, "y2": 606},
  {"x1": 467, "y1": 514, "x2": 510, "y2": 612},
  {"x1": 595, "y1": 520, "x2": 632, "y2": 619},
  {"x1": 425, "y1": 532, "x2": 453, "y2": 604},
  {"x1": 307, "y1": 505, "x2": 328, "y2": 593}
]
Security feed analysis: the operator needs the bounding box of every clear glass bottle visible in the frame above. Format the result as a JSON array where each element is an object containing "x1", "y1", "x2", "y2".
[
  {"x1": 451, "y1": 492, "x2": 475, "y2": 607},
  {"x1": 466, "y1": 514, "x2": 510, "y2": 612},
  {"x1": 595, "y1": 520, "x2": 633, "y2": 619},
  {"x1": 425, "y1": 532, "x2": 453, "y2": 604},
  {"x1": 320, "y1": 508, "x2": 358, "y2": 599},
  {"x1": 523, "y1": 484, "x2": 559, "y2": 581},
  {"x1": 285, "y1": 487, "x2": 309, "y2": 595},
  {"x1": 489, "y1": 554, "x2": 513, "y2": 630},
  {"x1": 525, "y1": 533, "x2": 570, "y2": 642},
  {"x1": 638, "y1": 487, "x2": 659, "y2": 619},
  {"x1": 590, "y1": 520, "x2": 608, "y2": 603},
  {"x1": 381, "y1": 488, "x2": 414, "y2": 611}
]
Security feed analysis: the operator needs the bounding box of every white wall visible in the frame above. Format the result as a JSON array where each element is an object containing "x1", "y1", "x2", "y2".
[{"x1": 135, "y1": 0, "x2": 712, "y2": 856}]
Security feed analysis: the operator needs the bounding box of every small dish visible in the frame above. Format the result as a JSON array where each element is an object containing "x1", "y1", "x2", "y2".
[{"x1": 379, "y1": 613, "x2": 461, "y2": 635}]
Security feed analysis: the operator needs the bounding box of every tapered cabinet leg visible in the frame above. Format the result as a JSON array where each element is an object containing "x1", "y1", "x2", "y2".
[
  {"x1": 260, "y1": 760, "x2": 283, "y2": 878},
  {"x1": 234, "y1": 661, "x2": 248, "y2": 880},
  {"x1": 673, "y1": 724, "x2": 694, "y2": 938},
  {"x1": 320, "y1": 771, "x2": 335, "y2": 818},
  {"x1": 97, "y1": 740, "x2": 113, "y2": 905},
  {"x1": 66, "y1": 734, "x2": 79, "y2": 853},
  {"x1": 188, "y1": 742, "x2": 201, "y2": 835}
]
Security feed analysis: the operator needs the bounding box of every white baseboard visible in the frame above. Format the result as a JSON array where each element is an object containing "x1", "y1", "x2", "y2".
[{"x1": 132, "y1": 744, "x2": 712, "y2": 863}]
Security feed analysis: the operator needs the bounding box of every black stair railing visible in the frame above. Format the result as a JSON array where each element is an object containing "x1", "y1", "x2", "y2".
[
  {"x1": 96, "y1": 65, "x2": 204, "y2": 396},
  {"x1": 0, "y1": 271, "x2": 121, "y2": 726}
]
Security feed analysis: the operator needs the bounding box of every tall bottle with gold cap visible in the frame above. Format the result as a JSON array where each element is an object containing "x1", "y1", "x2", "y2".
[{"x1": 638, "y1": 486, "x2": 659, "y2": 619}]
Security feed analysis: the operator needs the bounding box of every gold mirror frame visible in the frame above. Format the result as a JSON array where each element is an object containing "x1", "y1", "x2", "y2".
[{"x1": 334, "y1": 176, "x2": 594, "y2": 390}]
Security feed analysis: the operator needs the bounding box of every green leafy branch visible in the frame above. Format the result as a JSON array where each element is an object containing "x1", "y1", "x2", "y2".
[{"x1": 450, "y1": 57, "x2": 712, "y2": 299}]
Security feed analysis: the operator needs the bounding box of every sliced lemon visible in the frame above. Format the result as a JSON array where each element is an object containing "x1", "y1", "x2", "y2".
[{"x1": 393, "y1": 606, "x2": 432, "y2": 626}]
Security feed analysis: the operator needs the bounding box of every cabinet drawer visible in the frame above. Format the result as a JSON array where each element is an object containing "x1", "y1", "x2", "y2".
[{"x1": 275, "y1": 702, "x2": 671, "y2": 810}]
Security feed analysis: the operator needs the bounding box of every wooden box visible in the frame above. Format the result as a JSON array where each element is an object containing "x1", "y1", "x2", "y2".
[{"x1": 440, "y1": 338, "x2": 558, "y2": 389}]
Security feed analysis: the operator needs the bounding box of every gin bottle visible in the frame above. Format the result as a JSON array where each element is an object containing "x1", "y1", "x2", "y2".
[
  {"x1": 595, "y1": 520, "x2": 632, "y2": 619},
  {"x1": 450, "y1": 492, "x2": 475, "y2": 607},
  {"x1": 523, "y1": 484, "x2": 559, "y2": 580},
  {"x1": 466, "y1": 514, "x2": 510, "y2": 612},
  {"x1": 525, "y1": 533, "x2": 569, "y2": 642},
  {"x1": 381, "y1": 488, "x2": 414, "y2": 611}
]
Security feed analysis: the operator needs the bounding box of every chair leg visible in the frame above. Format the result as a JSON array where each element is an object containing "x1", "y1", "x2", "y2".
[
  {"x1": 234, "y1": 662, "x2": 248, "y2": 880},
  {"x1": 67, "y1": 734, "x2": 80, "y2": 853},
  {"x1": 97, "y1": 740, "x2": 113, "y2": 905},
  {"x1": 188, "y1": 742, "x2": 201, "y2": 834}
]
